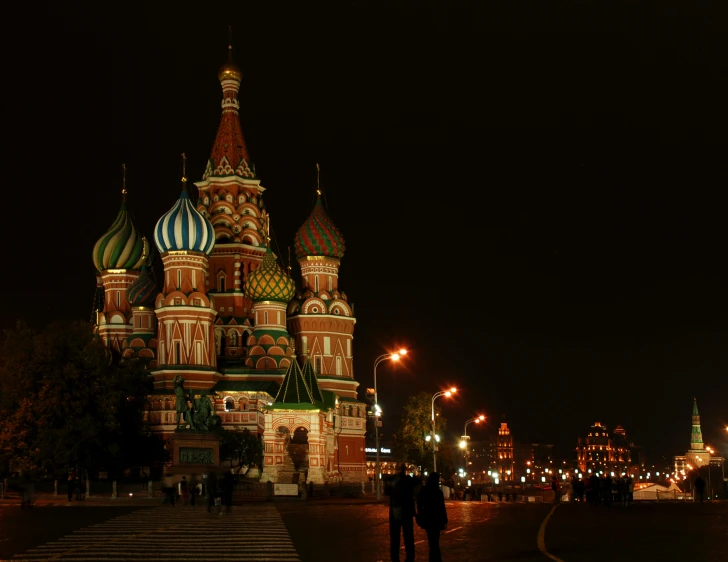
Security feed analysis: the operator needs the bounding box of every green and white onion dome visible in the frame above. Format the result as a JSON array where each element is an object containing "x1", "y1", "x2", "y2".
[
  {"x1": 244, "y1": 247, "x2": 295, "y2": 303},
  {"x1": 92, "y1": 200, "x2": 148, "y2": 271},
  {"x1": 154, "y1": 189, "x2": 215, "y2": 255}
]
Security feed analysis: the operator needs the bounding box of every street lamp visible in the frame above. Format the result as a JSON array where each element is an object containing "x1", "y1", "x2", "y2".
[
  {"x1": 373, "y1": 349, "x2": 407, "y2": 501},
  {"x1": 464, "y1": 415, "x2": 486, "y2": 438},
  {"x1": 431, "y1": 387, "x2": 457, "y2": 473}
]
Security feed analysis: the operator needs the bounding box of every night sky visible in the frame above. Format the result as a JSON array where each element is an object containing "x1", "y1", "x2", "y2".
[{"x1": 3, "y1": 1, "x2": 727, "y2": 460}]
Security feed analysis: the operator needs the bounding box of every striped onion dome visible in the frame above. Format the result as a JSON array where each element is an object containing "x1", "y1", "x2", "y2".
[
  {"x1": 127, "y1": 263, "x2": 158, "y2": 307},
  {"x1": 92, "y1": 198, "x2": 148, "y2": 271},
  {"x1": 294, "y1": 193, "x2": 345, "y2": 260},
  {"x1": 154, "y1": 189, "x2": 215, "y2": 255},
  {"x1": 244, "y1": 247, "x2": 295, "y2": 303}
]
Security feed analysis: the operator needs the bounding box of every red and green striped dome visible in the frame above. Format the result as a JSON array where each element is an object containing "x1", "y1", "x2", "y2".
[{"x1": 294, "y1": 194, "x2": 345, "y2": 260}]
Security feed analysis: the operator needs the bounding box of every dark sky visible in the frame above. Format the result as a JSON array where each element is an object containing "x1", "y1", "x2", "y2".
[{"x1": 3, "y1": 1, "x2": 727, "y2": 460}]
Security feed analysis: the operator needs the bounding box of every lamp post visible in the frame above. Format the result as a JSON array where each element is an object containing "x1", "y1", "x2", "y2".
[
  {"x1": 464, "y1": 415, "x2": 486, "y2": 439},
  {"x1": 373, "y1": 349, "x2": 407, "y2": 501},
  {"x1": 431, "y1": 387, "x2": 457, "y2": 473},
  {"x1": 461, "y1": 415, "x2": 485, "y2": 479}
]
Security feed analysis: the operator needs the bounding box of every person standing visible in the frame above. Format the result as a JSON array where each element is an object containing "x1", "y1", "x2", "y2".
[
  {"x1": 222, "y1": 470, "x2": 234, "y2": 514},
  {"x1": 694, "y1": 475, "x2": 706, "y2": 503},
  {"x1": 180, "y1": 476, "x2": 189, "y2": 506},
  {"x1": 417, "y1": 472, "x2": 448, "y2": 562},
  {"x1": 551, "y1": 476, "x2": 560, "y2": 505},
  {"x1": 385, "y1": 463, "x2": 418, "y2": 562},
  {"x1": 67, "y1": 468, "x2": 76, "y2": 502},
  {"x1": 206, "y1": 471, "x2": 219, "y2": 513}
]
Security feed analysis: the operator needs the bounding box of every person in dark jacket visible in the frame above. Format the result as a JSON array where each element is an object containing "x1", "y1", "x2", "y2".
[
  {"x1": 385, "y1": 463, "x2": 419, "y2": 562},
  {"x1": 417, "y1": 472, "x2": 448, "y2": 562}
]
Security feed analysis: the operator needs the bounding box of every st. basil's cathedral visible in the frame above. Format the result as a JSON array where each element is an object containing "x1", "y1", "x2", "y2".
[{"x1": 90, "y1": 43, "x2": 366, "y2": 484}]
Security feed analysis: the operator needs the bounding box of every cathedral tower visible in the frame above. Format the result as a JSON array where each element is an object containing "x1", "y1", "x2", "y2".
[
  {"x1": 152, "y1": 156, "x2": 219, "y2": 392},
  {"x1": 91, "y1": 166, "x2": 149, "y2": 352},
  {"x1": 194, "y1": 42, "x2": 267, "y2": 365},
  {"x1": 288, "y1": 172, "x2": 357, "y2": 399}
]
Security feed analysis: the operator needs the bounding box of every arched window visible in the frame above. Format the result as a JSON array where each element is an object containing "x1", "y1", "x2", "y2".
[
  {"x1": 315, "y1": 275, "x2": 319, "y2": 293},
  {"x1": 225, "y1": 397, "x2": 235, "y2": 411},
  {"x1": 177, "y1": 270, "x2": 182, "y2": 289}
]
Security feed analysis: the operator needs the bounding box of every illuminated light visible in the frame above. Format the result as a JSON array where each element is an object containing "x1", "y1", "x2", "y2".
[
  {"x1": 435, "y1": 434, "x2": 440, "y2": 442},
  {"x1": 459, "y1": 440, "x2": 467, "y2": 449},
  {"x1": 467, "y1": 479, "x2": 472, "y2": 487},
  {"x1": 521, "y1": 476, "x2": 526, "y2": 483},
  {"x1": 656, "y1": 472, "x2": 660, "y2": 476},
  {"x1": 541, "y1": 476, "x2": 546, "y2": 483},
  {"x1": 527, "y1": 468, "x2": 531, "y2": 474},
  {"x1": 425, "y1": 435, "x2": 432, "y2": 442},
  {"x1": 494, "y1": 478, "x2": 500, "y2": 485}
]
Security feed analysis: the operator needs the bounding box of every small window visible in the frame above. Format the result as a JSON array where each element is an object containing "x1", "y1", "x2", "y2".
[
  {"x1": 177, "y1": 270, "x2": 182, "y2": 289},
  {"x1": 225, "y1": 398, "x2": 235, "y2": 411},
  {"x1": 315, "y1": 275, "x2": 319, "y2": 293},
  {"x1": 219, "y1": 276, "x2": 226, "y2": 292}
]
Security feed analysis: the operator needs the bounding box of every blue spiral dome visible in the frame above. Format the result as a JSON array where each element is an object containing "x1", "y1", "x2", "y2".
[{"x1": 154, "y1": 189, "x2": 215, "y2": 255}]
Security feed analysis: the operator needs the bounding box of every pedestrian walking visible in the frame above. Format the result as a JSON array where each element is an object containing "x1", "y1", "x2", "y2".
[
  {"x1": 416, "y1": 472, "x2": 448, "y2": 562},
  {"x1": 385, "y1": 462, "x2": 418, "y2": 562}
]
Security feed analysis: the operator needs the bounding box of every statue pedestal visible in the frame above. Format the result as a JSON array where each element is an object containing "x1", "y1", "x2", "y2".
[{"x1": 169, "y1": 430, "x2": 221, "y2": 472}]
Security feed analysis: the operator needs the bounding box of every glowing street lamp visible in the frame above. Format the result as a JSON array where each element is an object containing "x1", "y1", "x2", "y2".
[
  {"x1": 464, "y1": 415, "x2": 486, "y2": 438},
  {"x1": 431, "y1": 387, "x2": 457, "y2": 473},
  {"x1": 373, "y1": 349, "x2": 407, "y2": 501}
]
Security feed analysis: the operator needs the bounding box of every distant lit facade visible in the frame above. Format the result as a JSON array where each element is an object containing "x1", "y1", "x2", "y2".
[{"x1": 576, "y1": 422, "x2": 635, "y2": 475}]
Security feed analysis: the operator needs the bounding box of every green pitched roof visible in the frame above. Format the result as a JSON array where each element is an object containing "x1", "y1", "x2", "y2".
[
  {"x1": 301, "y1": 356, "x2": 325, "y2": 403},
  {"x1": 273, "y1": 357, "x2": 317, "y2": 408}
]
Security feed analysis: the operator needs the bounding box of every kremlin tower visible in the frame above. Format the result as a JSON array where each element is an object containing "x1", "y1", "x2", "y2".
[{"x1": 90, "y1": 38, "x2": 367, "y2": 483}]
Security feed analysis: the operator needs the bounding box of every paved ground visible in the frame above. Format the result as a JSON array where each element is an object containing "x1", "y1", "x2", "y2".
[{"x1": 1, "y1": 493, "x2": 726, "y2": 561}]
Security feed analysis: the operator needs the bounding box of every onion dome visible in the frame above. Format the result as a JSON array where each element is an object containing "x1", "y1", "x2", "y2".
[
  {"x1": 244, "y1": 247, "x2": 295, "y2": 303},
  {"x1": 294, "y1": 193, "x2": 346, "y2": 260},
  {"x1": 92, "y1": 194, "x2": 148, "y2": 271},
  {"x1": 218, "y1": 44, "x2": 242, "y2": 82},
  {"x1": 154, "y1": 188, "x2": 215, "y2": 255},
  {"x1": 127, "y1": 263, "x2": 157, "y2": 308}
]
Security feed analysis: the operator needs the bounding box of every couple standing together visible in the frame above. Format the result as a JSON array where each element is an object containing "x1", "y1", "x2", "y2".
[{"x1": 386, "y1": 463, "x2": 448, "y2": 562}]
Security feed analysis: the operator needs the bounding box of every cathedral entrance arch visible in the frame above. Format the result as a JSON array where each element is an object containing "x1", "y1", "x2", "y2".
[{"x1": 289, "y1": 426, "x2": 309, "y2": 475}]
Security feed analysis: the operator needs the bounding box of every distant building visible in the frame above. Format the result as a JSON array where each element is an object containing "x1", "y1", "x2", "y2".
[{"x1": 576, "y1": 422, "x2": 635, "y2": 475}]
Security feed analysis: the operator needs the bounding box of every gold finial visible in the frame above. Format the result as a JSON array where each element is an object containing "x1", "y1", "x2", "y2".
[
  {"x1": 141, "y1": 236, "x2": 148, "y2": 262},
  {"x1": 265, "y1": 214, "x2": 271, "y2": 246},
  {"x1": 316, "y1": 162, "x2": 321, "y2": 196},
  {"x1": 181, "y1": 153, "x2": 187, "y2": 184},
  {"x1": 228, "y1": 25, "x2": 233, "y2": 50},
  {"x1": 287, "y1": 247, "x2": 292, "y2": 275},
  {"x1": 121, "y1": 163, "x2": 128, "y2": 199}
]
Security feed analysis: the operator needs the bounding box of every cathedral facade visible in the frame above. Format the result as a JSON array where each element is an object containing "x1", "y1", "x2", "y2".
[{"x1": 90, "y1": 44, "x2": 367, "y2": 484}]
